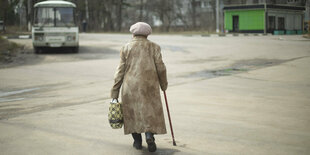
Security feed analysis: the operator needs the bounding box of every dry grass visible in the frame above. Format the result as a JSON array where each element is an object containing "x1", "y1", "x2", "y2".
[
  {"x1": 303, "y1": 33, "x2": 310, "y2": 39},
  {"x1": 1, "y1": 26, "x2": 31, "y2": 37},
  {"x1": 0, "y1": 35, "x2": 22, "y2": 63}
]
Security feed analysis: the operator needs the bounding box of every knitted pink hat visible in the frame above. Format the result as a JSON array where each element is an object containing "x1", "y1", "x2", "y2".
[{"x1": 129, "y1": 22, "x2": 152, "y2": 36}]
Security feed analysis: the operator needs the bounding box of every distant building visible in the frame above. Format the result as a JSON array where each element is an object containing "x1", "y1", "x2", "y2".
[
  {"x1": 223, "y1": 0, "x2": 307, "y2": 34},
  {"x1": 305, "y1": 0, "x2": 310, "y2": 31},
  {"x1": 172, "y1": 0, "x2": 224, "y2": 31},
  {"x1": 124, "y1": 0, "x2": 308, "y2": 32}
]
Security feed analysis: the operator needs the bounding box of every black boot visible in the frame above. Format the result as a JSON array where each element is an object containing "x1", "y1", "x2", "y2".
[
  {"x1": 132, "y1": 133, "x2": 142, "y2": 150},
  {"x1": 145, "y1": 132, "x2": 156, "y2": 152}
]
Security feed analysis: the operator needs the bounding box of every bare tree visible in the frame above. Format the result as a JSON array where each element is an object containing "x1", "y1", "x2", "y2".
[
  {"x1": 148, "y1": 0, "x2": 181, "y2": 31},
  {"x1": 139, "y1": 0, "x2": 143, "y2": 21},
  {"x1": 117, "y1": 0, "x2": 123, "y2": 31}
]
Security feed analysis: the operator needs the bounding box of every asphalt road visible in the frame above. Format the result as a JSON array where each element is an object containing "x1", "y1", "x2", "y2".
[{"x1": 0, "y1": 34, "x2": 310, "y2": 155}]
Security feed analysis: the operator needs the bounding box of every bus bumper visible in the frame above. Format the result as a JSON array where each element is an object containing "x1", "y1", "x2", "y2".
[{"x1": 33, "y1": 41, "x2": 78, "y2": 48}]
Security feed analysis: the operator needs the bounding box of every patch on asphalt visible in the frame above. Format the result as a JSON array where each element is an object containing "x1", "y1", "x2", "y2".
[
  {"x1": 184, "y1": 57, "x2": 308, "y2": 79},
  {"x1": 188, "y1": 68, "x2": 248, "y2": 78}
]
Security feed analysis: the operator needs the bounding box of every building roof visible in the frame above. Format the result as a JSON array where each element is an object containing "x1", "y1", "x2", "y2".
[
  {"x1": 223, "y1": 4, "x2": 305, "y2": 11},
  {"x1": 34, "y1": 0, "x2": 76, "y2": 8}
]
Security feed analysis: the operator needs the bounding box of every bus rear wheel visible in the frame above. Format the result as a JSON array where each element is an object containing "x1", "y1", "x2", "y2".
[{"x1": 72, "y1": 47, "x2": 79, "y2": 53}]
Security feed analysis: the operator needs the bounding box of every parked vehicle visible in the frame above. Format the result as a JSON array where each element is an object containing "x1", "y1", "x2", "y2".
[{"x1": 32, "y1": 0, "x2": 79, "y2": 53}]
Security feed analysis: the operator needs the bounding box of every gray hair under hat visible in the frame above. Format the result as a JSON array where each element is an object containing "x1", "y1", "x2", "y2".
[{"x1": 130, "y1": 22, "x2": 152, "y2": 36}]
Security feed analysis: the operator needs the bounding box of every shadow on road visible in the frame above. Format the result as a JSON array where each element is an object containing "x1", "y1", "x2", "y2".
[
  {"x1": 36, "y1": 47, "x2": 77, "y2": 54},
  {"x1": 0, "y1": 45, "x2": 119, "y2": 68},
  {"x1": 139, "y1": 147, "x2": 180, "y2": 155}
]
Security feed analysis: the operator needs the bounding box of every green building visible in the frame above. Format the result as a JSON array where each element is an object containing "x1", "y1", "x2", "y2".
[{"x1": 223, "y1": 4, "x2": 305, "y2": 34}]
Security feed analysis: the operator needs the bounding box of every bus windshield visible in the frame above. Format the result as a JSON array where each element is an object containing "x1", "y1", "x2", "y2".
[{"x1": 34, "y1": 7, "x2": 75, "y2": 27}]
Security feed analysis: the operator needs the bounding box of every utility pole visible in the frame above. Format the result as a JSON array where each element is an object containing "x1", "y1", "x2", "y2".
[
  {"x1": 27, "y1": 0, "x2": 32, "y2": 31},
  {"x1": 19, "y1": 2, "x2": 22, "y2": 31},
  {"x1": 85, "y1": 0, "x2": 89, "y2": 21},
  {"x1": 191, "y1": 0, "x2": 197, "y2": 29},
  {"x1": 1, "y1": 0, "x2": 8, "y2": 32},
  {"x1": 84, "y1": 0, "x2": 89, "y2": 31},
  {"x1": 216, "y1": 0, "x2": 219, "y2": 33},
  {"x1": 264, "y1": 2, "x2": 267, "y2": 34}
]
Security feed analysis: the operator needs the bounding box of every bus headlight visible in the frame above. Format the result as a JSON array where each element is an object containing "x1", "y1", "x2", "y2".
[
  {"x1": 67, "y1": 34, "x2": 76, "y2": 41},
  {"x1": 35, "y1": 36, "x2": 43, "y2": 41},
  {"x1": 67, "y1": 36, "x2": 73, "y2": 41},
  {"x1": 34, "y1": 34, "x2": 44, "y2": 41}
]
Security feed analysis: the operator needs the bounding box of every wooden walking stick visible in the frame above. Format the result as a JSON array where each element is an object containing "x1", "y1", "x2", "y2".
[{"x1": 163, "y1": 91, "x2": 177, "y2": 146}]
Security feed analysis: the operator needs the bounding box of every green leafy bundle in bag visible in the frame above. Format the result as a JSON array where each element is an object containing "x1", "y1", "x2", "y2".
[{"x1": 108, "y1": 101, "x2": 123, "y2": 129}]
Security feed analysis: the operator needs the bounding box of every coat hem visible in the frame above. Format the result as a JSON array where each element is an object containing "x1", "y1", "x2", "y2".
[{"x1": 124, "y1": 130, "x2": 167, "y2": 135}]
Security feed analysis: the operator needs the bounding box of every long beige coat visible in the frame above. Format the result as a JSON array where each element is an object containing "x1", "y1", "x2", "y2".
[{"x1": 111, "y1": 36, "x2": 168, "y2": 135}]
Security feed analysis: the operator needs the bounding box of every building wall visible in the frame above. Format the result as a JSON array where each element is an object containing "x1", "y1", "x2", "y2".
[
  {"x1": 162, "y1": 0, "x2": 307, "y2": 31},
  {"x1": 268, "y1": 10, "x2": 303, "y2": 30},
  {"x1": 224, "y1": 9, "x2": 265, "y2": 31},
  {"x1": 306, "y1": 0, "x2": 310, "y2": 21},
  {"x1": 224, "y1": 0, "x2": 306, "y2": 5}
]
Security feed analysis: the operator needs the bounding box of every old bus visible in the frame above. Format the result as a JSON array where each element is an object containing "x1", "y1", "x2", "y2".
[{"x1": 32, "y1": 0, "x2": 79, "y2": 53}]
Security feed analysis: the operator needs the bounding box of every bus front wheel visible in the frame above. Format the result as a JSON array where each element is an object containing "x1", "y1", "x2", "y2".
[{"x1": 34, "y1": 47, "x2": 41, "y2": 54}]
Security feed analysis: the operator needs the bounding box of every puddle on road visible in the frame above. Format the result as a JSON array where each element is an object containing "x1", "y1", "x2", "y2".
[
  {"x1": 0, "y1": 87, "x2": 40, "y2": 98},
  {"x1": 232, "y1": 58, "x2": 286, "y2": 69},
  {"x1": 186, "y1": 57, "x2": 307, "y2": 79},
  {"x1": 183, "y1": 57, "x2": 226, "y2": 64},
  {"x1": 0, "y1": 98, "x2": 25, "y2": 103},
  {"x1": 189, "y1": 68, "x2": 248, "y2": 78}
]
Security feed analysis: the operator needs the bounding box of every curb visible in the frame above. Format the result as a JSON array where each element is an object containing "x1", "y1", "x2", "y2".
[{"x1": 201, "y1": 33, "x2": 273, "y2": 37}]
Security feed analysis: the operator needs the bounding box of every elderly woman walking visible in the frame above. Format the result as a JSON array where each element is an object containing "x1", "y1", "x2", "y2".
[{"x1": 110, "y1": 22, "x2": 168, "y2": 152}]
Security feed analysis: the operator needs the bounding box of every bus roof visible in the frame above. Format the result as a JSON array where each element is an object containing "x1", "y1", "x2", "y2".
[{"x1": 34, "y1": 0, "x2": 76, "y2": 8}]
